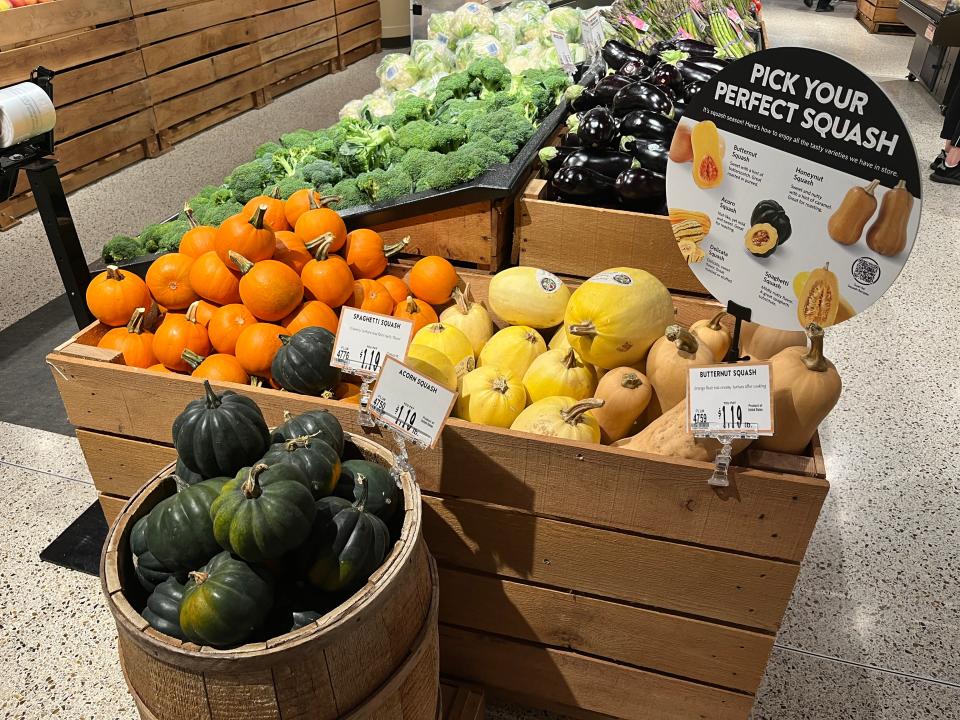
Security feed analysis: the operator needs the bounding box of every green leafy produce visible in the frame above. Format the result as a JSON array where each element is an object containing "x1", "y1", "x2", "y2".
[
  {"x1": 397, "y1": 148, "x2": 444, "y2": 183},
  {"x1": 395, "y1": 120, "x2": 467, "y2": 153},
  {"x1": 330, "y1": 177, "x2": 366, "y2": 210},
  {"x1": 224, "y1": 158, "x2": 275, "y2": 204},
  {"x1": 356, "y1": 167, "x2": 415, "y2": 204},
  {"x1": 337, "y1": 121, "x2": 396, "y2": 176},
  {"x1": 102, "y1": 235, "x2": 144, "y2": 263}
]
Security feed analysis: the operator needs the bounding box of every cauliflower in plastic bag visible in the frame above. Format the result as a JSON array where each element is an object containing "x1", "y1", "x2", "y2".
[
  {"x1": 492, "y1": 15, "x2": 520, "y2": 53},
  {"x1": 450, "y1": 2, "x2": 496, "y2": 39},
  {"x1": 361, "y1": 93, "x2": 395, "y2": 119},
  {"x1": 509, "y1": 0, "x2": 549, "y2": 20},
  {"x1": 408, "y1": 75, "x2": 441, "y2": 98},
  {"x1": 376, "y1": 53, "x2": 420, "y2": 92},
  {"x1": 339, "y1": 98, "x2": 365, "y2": 120},
  {"x1": 504, "y1": 42, "x2": 544, "y2": 75},
  {"x1": 542, "y1": 6, "x2": 582, "y2": 43},
  {"x1": 454, "y1": 33, "x2": 504, "y2": 69},
  {"x1": 539, "y1": 43, "x2": 586, "y2": 69},
  {"x1": 411, "y1": 38, "x2": 456, "y2": 78},
  {"x1": 427, "y1": 10, "x2": 456, "y2": 48}
]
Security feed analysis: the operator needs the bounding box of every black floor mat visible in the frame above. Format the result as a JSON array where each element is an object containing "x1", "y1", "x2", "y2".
[{"x1": 39, "y1": 501, "x2": 107, "y2": 576}]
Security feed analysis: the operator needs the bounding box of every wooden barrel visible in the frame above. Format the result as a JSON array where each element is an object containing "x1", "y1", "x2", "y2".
[{"x1": 101, "y1": 431, "x2": 439, "y2": 720}]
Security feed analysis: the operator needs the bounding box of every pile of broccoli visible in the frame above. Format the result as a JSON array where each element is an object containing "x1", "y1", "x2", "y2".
[{"x1": 102, "y1": 59, "x2": 569, "y2": 262}]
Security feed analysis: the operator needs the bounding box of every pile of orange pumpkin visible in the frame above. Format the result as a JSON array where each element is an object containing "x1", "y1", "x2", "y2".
[{"x1": 85, "y1": 189, "x2": 461, "y2": 400}]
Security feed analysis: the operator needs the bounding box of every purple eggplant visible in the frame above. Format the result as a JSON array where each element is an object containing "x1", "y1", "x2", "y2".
[
  {"x1": 673, "y1": 98, "x2": 687, "y2": 121},
  {"x1": 618, "y1": 110, "x2": 678, "y2": 142},
  {"x1": 602, "y1": 40, "x2": 647, "y2": 71},
  {"x1": 552, "y1": 166, "x2": 617, "y2": 199},
  {"x1": 673, "y1": 39, "x2": 717, "y2": 57},
  {"x1": 650, "y1": 63, "x2": 684, "y2": 94},
  {"x1": 619, "y1": 60, "x2": 651, "y2": 80},
  {"x1": 650, "y1": 40, "x2": 676, "y2": 56},
  {"x1": 621, "y1": 138, "x2": 668, "y2": 173},
  {"x1": 578, "y1": 107, "x2": 618, "y2": 148},
  {"x1": 687, "y1": 57, "x2": 729, "y2": 73},
  {"x1": 615, "y1": 167, "x2": 666, "y2": 203},
  {"x1": 562, "y1": 131, "x2": 582, "y2": 147},
  {"x1": 684, "y1": 81, "x2": 705, "y2": 102},
  {"x1": 594, "y1": 75, "x2": 635, "y2": 102},
  {"x1": 612, "y1": 82, "x2": 674, "y2": 118},
  {"x1": 571, "y1": 88, "x2": 602, "y2": 112},
  {"x1": 539, "y1": 146, "x2": 576, "y2": 176},
  {"x1": 675, "y1": 61, "x2": 715, "y2": 85},
  {"x1": 562, "y1": 148, "x2": 637, "y2": 178}
]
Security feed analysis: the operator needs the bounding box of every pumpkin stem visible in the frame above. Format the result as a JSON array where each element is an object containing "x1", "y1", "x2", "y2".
[
  {"x1": 270, "y1": 186, "x2": 281, "y2": 200},
  {"x1": 621, "y1": 372, "x2": 643, "y2": 389},
  {"x1": 284, "y1": 435, "x2": 310, "y2": 451},
  {"x1": 250, "y1": 376, "x2": 264, "y2": 387},
  {"x1": 567, "y1": 321, "x2": 597, "y2": 338},
  {"x1": 279, "y1": 334, "x2": 291, "y2": 345},
  {"x1": 492, "y1": 376, "x2": 510, "y2": 394},
  {"x1": 801, "y1": 324, "x2": 829, "y2": 372},
  {"x1": 185, "y1": 300, "x2": 202, "y2": 324},
  {"x1": 318, "y1": 194, "x2": 340, "y2": 208},
  {"x1": 227, "y1": 250, "x2": 254, "y2": 274},
  {"x1": 188, "y1": 571, "x2": 209, "y2": 585},
  {"x1": 706, "y1": 311, "x2": 726, "y2": 331},
  {"x1": 305, "y1": 234, "x2": 335, "y2": 260},
  {"x1": 202, "y1": 380, "x2": 221, "y2": 409},
  {"x1": 353, "y1": 474, "x2": 369, "y2": 512},
  {"x1": 283, "y1": 409, "x2": 294, "y2": 422},
  {"x1": 127, "y1": 307, "x2": 146, "y2": 334},
  {"x1": 405, "y1": 296, "x2": 418, "y2": 313},
  {"x1": 561, "y1": 347, "x2": 579, "y2": 369},
  {"x1": 384, "y1": 237, "x2": 410, "y2": 259},
  {"x1": 249, "y1": 204, "x2": 268, "y2": 230},
  {"x1": 183, "y1": 204, "x2": 199, "y2": 228},
  {"x1": 895, "y1": 179, "x2": 906, "y2": 190},
  {"x1": 106, "y1": 265, "x2": 123, "y2": 281},
  {"x1": 242, "y1": 464, "x2": 268, "y2": 499},
  {"x1": 666, "y1": 324, "x2": 699, "y2": 355},
  {"x1": 864, "y1": 179, "x2": 880, "y2": 195},
  {"x1": 181, "y1": 348, "x2": 205, "y2": 370},
  {"x1": 560, "y1": 398, "x2": 604, "y2": 425},
  {"x1": 453, "y1": 285, "x2": 469, "y2": 315}
]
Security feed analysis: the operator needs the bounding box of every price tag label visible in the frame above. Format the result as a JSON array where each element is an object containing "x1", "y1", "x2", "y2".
[
  {"x1": 331, "y1": 307, "x2": 413, "y2": 377},
  {"x1": 368, "y1": 356, "x2": 458, "y2": 448},
  {"x1": 686, "y1": 362, "x2": 774, "y2": 435},
  {"x1": 550, "y1": 30, "x2": 577, "y2": 75},
  {"x1": 580, "y1": 9, "x2": 604, "y2": 55}
]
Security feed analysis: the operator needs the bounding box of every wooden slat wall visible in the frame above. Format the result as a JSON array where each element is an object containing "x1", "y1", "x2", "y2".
[{"x1": 335, "y1": 0, "x2": 380, "y2": 66}]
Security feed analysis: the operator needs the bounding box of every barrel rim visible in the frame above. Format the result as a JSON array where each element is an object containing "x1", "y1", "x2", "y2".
[{"x1": 101, "y1": 429, "x2": 425, "y2": 662}]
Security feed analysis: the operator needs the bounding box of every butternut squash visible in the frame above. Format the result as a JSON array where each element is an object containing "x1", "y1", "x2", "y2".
[
  {"x1": 828, "y1": 179, "x2": 878, "y2": 246},
  {"x1": 592, "y1": 368, "x2": 652, "y2": 444},
  {"x1": 690, "y1": 311, "x2": 731, "y2": 359},
  {"x1": 866, "y1": 180, "x2": 913, "y2": 257},
  {"x1": 755, "y1": 324, "x2": 842, "y2": 454},
  {"x1": 740, "y1": 321, "x2": 806, "y2": 361},
  {"x1": 522, "y1": 348, "x2": 596, "y2": 403},
  {"x1": 510, "y1": 397, "x2": 604, "y2": 443},
  {"x1": 617, "y1": 400, "x2": 753, "y2": 461},
  {"x1": 691, "y1": 120, "x2": 723, "y2": 189},
  {"x1": 645, "y1": 325, "x2": 715, "y2": 413},
  {"x1": 796, "y1": 264, "x2": 840, "y2": 329}
]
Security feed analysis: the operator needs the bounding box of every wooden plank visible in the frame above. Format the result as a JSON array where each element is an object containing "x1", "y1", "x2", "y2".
[
  {"x1": 438, "y1": 567, "x2": 772, "y2": 693},
  {"x1": 99, "y1": 493, "x2": 128, "y2": 527},
  {"x1": 140, "y1": 20, "x2": 258, "y2": 75},
  {"x1": 371, "y1": 202, "x2": 496, "y2": 267},
  {"x1": 440, "y1": 626, "x2": 755, "y2": 720},
  {"x1": 341, "y1": 37, "x2": 380, "y2": 68},
  {"x1": 153, "y1": 66, "x2": 265, "y2": 129},
  {"x1": 57, "y1": 81, "x2": 153, "y2": 141},
  {"x1": 57, "y1": 111, "x2": 157, "y2": 177},
  {"x1": 76, "y1": 430, "x2": 175, "y2": 498},
  {"x1": 135, "y1": 0, "x2": 257, "y2": 46},
  {"x1": 337, "y1": 3, "x2": 381, "y2": 34},
  {"x1": 258, "y1": 18, "x2": 338, "y2": 63},
  {"x1": 130, "y1": 0, "x2": 197, "y2": 13},
  {"x1": 257, "y1": 0, "x2": 336, "y2": 38},
  {"x1": 0, "y1": 22, "x2": 140, "y2": 87},
  {"x1": 147, "y1": 45, "x2": 262, "y2": 104},
  {"x1": 264, "y1": 40, "x2": 339, "y2": 85},
  {"x1": 338, "y1": 20, "x2": 381, "y2": 53},
  {"x1": 159, "y1": 94, "x2": 258, "y2": 148},
  {"x1": 335, "y1": 0, "x2": 376, "y2": 14},
  {"x1": 2, "y1": 0, "x2": 132, "y2": 48},
  {"x1": 253, "y1": 0, "x2": 325, "y2": 15},
  {"x1": 55, "y1": 52, "x2": 148, "y2": 107}
]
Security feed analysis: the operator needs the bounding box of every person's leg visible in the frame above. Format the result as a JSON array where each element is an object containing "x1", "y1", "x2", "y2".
[
  {"x1": 815, "y1": 0, "x2": 835, "y2": 11},
  {"x1": 931, "y1": 83, "x2": 960, "y2": 171}
]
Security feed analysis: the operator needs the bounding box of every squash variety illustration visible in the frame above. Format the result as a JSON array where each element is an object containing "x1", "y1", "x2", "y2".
[
  {"x1": 829, "y1": 178, "x2": 913, "y2": 257},
  {"x1": 691, "y1": 120, "x2": 724, "y2": 189},
  {"x1": 828, "y1": 179, "x2": 879, "y2": 246}
]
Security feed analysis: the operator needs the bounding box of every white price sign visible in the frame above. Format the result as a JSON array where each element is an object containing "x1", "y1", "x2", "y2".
[
  {"x1": 550, "y1": 30, "x2": 576, "y2": 75},
  {"x1": 580, "y1": 9, "x2": 603, "y2": 55},
  {"x1": 331, "y1": 307, "x2": 413, "y2": 376},
  {"x1": 686, "y1": 362, "x2": 774, "y2": 435},
  {"x1": 369, "y1": 356, "x2": 458, "y2": 448}
]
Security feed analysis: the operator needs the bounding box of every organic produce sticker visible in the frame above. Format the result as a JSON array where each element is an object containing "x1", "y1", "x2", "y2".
[{"x1": 666, "y1": 47, "x2": 921, "y2": 331}]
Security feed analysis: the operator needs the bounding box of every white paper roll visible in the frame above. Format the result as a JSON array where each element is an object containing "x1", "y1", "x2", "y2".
[{"x1": 0, "y1": 82, "x2": 56, "y2": 149}]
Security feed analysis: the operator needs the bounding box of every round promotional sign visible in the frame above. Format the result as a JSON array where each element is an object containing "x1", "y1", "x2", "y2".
[{"x1": 666, "y1": 47, "x2": 921, "y2": 331}]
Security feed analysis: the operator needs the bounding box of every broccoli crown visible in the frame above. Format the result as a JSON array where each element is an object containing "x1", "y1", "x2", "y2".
[
  {"x1": 101, "y1": 235, "x2": 144, "y2": 263},
  {"x1": 501, "y1": 79, "x2": 552, "y2": 121},
  {"x1": 192, "y1": 185, "x2": 235, "y2": 207},
  {"x1": 279, "y1": 129, "x2": 319, "y2": 151},
  {"x1": 299, "y1": 159, "x2": 344, "y2": 187},
  {"x1": 329, "y1": 178, "x2": 367, "y2": 211},
  {"x1": 395, "y1": 120, "x2": 467, "y2": 154},
  {"x1": 224, "y1": 159, "x2": 275, "y2": 204},
  {"x1": 185, "y1": 186, "x2": 241, "y2": 226},
  {"x1": 255, "y1": 141, "x2": 283, "y2": 159},
  {"x1": 138, "y1": 223, "x2": 169, "y2": 254},
  {"x1": 156, "y1": 219, "x2": 190, "y2": 253},
  {"x1": 276, "y1": 176, "x2": 313, "y2": 200},
  {"x1": 467, "y1": 58, "x2": 512, "y2": 97},
  {"x1": 416, "y1": 141, "x2": 506, "y2": 193},
  {"x1": 383, "y1": 96, "x2": 432, "y2": 130},
  {"x1": 465, "y1": 105, "x2": 536, "y2": 155},
  {"x1": 397, "y1": 148, "x2": 444, "y2": 183},
  {"x1": 338, "y1": 124, "x2": 397, "y2": 176},
  {"x1": 522, "y1": 67, "x2": 571, "y2": 100},
  {"x1": 433, "y1": 97, "x2": 491, "y2": 127},
  {"x1": 200, "y1": 199, "x2": 244, "y2": 227},
  {"x1": 357, "y1": 167, "x2": 414, "y2": 204},
  {"x1": 433, "y1": 71, "x2": 472, "y2": 106}
]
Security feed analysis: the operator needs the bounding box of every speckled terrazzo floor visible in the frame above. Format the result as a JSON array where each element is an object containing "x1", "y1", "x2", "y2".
[{"x1": 3, "y1": 2, "x2": 960, "y2": 719}]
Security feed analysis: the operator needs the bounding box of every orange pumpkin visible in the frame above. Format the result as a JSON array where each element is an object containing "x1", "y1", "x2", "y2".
[
  {"x1": 189, "y1": 251, "x2": 242, "y2": 305},
  {"x1": 285, "y1": 189, "x2": 335, "y2": 229},
  {"x1": 178, "y1": 206, "x2": 217, "y2": 258},
  {"x1": 234, "y1": 322, "x2": 285, "y2": 378},
  {"x1": 86, "y1": 265, "x2": 151, "y2": 327},
  {"x1": 181, "y1": 349, "x2": 250, "y2": 384},
  {"x1": 393, "y1": 295, "x2": 438, "y2": 335},
  {"x1": 377, "y1": 275, "x2": 411, "y2": 305},
  {"x1": 147, "y1": 363, "x2": 175, "y2": 374},
  {"x1": 229, "y1": 251, "x2": 304, "y2": 322},
  {"x1": 409, "y1": 255, "x2": 459, "y2": 305},
  {"x1": 215, "y1": 205, "x2": 275, "y2": 267},
  {"x1": 243, "y1": 187, "x2": 290, "y2": 233},
  {"x1": 294, "y1": 195, "x2": 347, "y2": 252},
  {"x1": 152, "y1": 301, "x2": 211, "y2": 371},
  {"x1": 300, "y1": 238, "x2": 354, "y2": 308},
  {"x1": 97, "y1": 307, "x2": 157, "y2": 368},
  {"x1": 348, "y1": 279, "x2": 394, "y2": 315},
  {"x1": 145, "y1": 253, "x2": 196, "y2": 310},
  {"x1": 193, "y1": 299, "x2": 217, "y2": 327},
  {"x1": 273, "y1": 230, "x2": 312, "y2": 274},
  {"x1": 343, "y1": 230, "x2": 409, "y2": 279},
  {"x1": 283, "y1": 300, "x2": 339, "y2": 335},
  {"x1": 335, "y1": 381, "x2": 362, "y2": 403},
  {"x1": 208, "y1": 303, "x2": 257, "y2": 355}
]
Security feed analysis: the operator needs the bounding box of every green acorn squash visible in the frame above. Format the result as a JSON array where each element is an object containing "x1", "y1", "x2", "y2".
[
  {"x1": 750, "y1": 200, "x2": 792, "y2": 245},
  {"x1": 270, "y1": 409, "x2": 344, "y2": 456},
  {"x1": 260, "y1": 436, "x2": 341, "y2": 499},
  {"x1": 132, "y1": 513, "x2": 186, "y2": 591},
  {"x1": 172, "y1": 380, "x2": 270, "y2": 478},
  {"x1": 270, "y1": 327, "x2": 341, "y2": 397},
  {"x1": 299, "y1": 480, "x2": 391, "y2": 594},
  {"x1": 143, "y1": 577, "x2": 187, "y2": 640},
  {"x1": 175, "y1": 457, "x2": 204, "y2": 486},
  {"x1": 210, "y1": 463, "x2": 317, "y2": 563},
  {"x1": 333, "y1": 459, "x2": 399, "y2": 523},
  {"x1": 179, "y1": 551, "x2": 274, "y2": 647},
  {"x1": 145, "y1": 479, "x2": 224, "y2": 572},
  {"x1": 131, "y1": 515, "x2": 150, "y2": 556}
]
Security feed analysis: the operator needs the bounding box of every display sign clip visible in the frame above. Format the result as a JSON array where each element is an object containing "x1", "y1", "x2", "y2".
[{"x1": 699, "y1": 427, "x2": 760, "y2": 487}]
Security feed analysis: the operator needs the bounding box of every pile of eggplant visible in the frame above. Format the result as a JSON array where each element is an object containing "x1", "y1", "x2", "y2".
[{"x1": 540, "y1": 38, "x2": 728, "y2": 212}]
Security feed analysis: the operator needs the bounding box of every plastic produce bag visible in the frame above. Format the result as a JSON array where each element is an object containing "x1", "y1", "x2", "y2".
[
  {"x1": 450, "y1": 2, "x2": 496, "y2": 39},
  {"x1": 542, "y1": 6, "x2": 582, "y2": 43},
  {"x1": 427, "y1": 10, "x2": 456, "y2": 47},
  {"x1": 411, "y1": 39, "x2": 456, "y2": 78},
  {"x1": 454, "y1": 33, "x2": 505, "y2": 69},
  {"x1": 339, "y1": 98, "x2": 365, "y2": 120},
  {"x1": 360, "y1": 93, "x2": 395, "y2": 119},
  {"x1": 504, "y1": 42, "x2": 544, "y2": 75},
  {"x1": 376, "y1": 53, "x2": 420, "y2": 92}
]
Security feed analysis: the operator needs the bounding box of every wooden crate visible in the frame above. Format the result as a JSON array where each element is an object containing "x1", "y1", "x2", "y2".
[
  {"x1": 441, "y1": 679, "x2": 485, "y2": 720},
  {"x1": 255, "y1": 0, "x2": 340, "y2": 99},
  {"x1": 336, "y1": 0, "x2": 381, "y2": 68},
  {"x1": 0, "y1": 0, "x2": 159, "y2": 229},
  {"x1": 856, "y1": 0, "x2": 904, "y2": 24},
  {"x1": 516, "y1": 178, "x2": 708, "y2": 295},
  {"x1": 49, "y1": 268, "x2": 828, "y2": 718}
]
